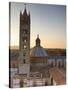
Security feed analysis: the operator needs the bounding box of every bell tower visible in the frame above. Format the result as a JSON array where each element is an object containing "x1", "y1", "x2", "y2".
[{"x1": 19, "y1": 5, "x2": 30, "y2": 77}]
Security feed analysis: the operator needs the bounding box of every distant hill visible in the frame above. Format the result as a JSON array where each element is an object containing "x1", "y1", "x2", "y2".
[
  {"x1": 9, "y1": 47, "x2": 66, "y2": 57},
  {"x1": 45, "y1": 48, "x2": 66, "y2": 56}
]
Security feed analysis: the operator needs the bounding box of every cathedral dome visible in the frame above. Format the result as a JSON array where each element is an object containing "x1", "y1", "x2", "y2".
[
  {"x1": 30, "y1": 46, "x2": 48, "y2": 57},
  {"x1": 30, "y1": 35, "x2": 48, "y2": 57}
]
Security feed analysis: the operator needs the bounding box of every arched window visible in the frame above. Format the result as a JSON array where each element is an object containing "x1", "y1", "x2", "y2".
[
  {"x1": 22, "y1": 37, "x2": 27, "y2": 43},
  {"x1": 23, "y1": 29, "x2": 28, "y2": 34},
  {"x1": 22, "y1": 19, "x2": 28, "y2": 25},
  {"x1": 58, "y1": 61, "x2": 61, "y2": 68},
  {"x1": 23, "y1": 59, "x2": 26, "y2": 64},
  {"x1": 51, "y1": 77, "x2": 53, "y2": 85},
  {"x1": 45, "y1": 81, "x2": 48, "y2": 86},
  {"x1": 23, "y1": 45, "x2": 27, "y2": 49},
  {"x1": 23, "y1": 52, "x2": 26, "y2": 56},
  {"x1": 24, "y1": 39, "x2": 27, "y2": 43},
  {"x1": 51, "y1": 61, "x2": 53, "y2": 67},
  {"x1": 20, "y1": 80, "x2": 23, "y2": 87}
]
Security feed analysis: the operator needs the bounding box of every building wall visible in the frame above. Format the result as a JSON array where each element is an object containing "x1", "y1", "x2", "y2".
[
  {"x1": 30, "y1": 57, "x2": 48, "y2": 64},
  {"x1": 48, "y1": 57, "x2": 66, "y2": 68}
]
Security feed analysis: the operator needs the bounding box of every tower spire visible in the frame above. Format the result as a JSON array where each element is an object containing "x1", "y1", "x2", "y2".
[{"x1": 23, "y1": 3, "x2": 27, "y2": 16}]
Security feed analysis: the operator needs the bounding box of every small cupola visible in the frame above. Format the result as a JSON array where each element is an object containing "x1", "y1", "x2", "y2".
[{"x1": 36, "y1": 34, "x2": 41, "y2": 47}]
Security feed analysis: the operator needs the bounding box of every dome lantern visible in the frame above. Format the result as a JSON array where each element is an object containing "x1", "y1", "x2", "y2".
[{"x1": 36, "y1": 34, "x2": 41, "y2": 47}]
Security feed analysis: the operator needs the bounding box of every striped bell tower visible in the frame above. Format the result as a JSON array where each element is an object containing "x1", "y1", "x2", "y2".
[{"x1": 19, "y1": 5, "x2": 30, "y2": 77}]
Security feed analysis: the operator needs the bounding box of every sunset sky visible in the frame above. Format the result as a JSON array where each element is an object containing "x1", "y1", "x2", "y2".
[{"x1": 10, "y1": 2, "x2": 66, "y2": 49}]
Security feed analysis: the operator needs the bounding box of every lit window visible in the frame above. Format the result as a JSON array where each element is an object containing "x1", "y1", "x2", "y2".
[
  {"x1": 23, "y1": 45, "x2": 27, "y2": 49},
  {"x1": 22, "y1": 37, "x2": 27, "y2": 43},
  {"x1": 24, "y1": 39, "x2": 27, "y2": 43}
]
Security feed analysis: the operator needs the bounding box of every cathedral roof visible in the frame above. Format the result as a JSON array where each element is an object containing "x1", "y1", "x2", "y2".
[
  {"x1": 30, "y1": 46, "x2": 48, "y2": 57},
  {"x1": 30, "y1": 35, "x2": 48, "y2": 57}
]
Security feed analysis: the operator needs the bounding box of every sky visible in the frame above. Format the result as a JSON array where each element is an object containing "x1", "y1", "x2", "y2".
[{"x1": 10, "y1": 2, "x2": 66, "y2": 49}]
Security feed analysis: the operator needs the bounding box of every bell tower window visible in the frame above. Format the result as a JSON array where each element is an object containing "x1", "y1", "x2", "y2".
[
  {"x1": 23, "y1": 45, "x2": 27, "y2": 49},
  {"x1": 22, "y1": 37, "x2": 27, "y2": 43},
  {"x1": 23, "y1": 59, "x2": 26, "y2": 64},
  {"x1": 23, "y1": 39, "x2": 27, "y2": 43},
  {"x1": 23, "y1": 52, "x2": 26, "y2": 56},
  {"x1": 22, "y1": 20, "x2": 28, "y2": 25},
  {"x1": 23, "y1": 29, "x2": 28, "y2": 34}
]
